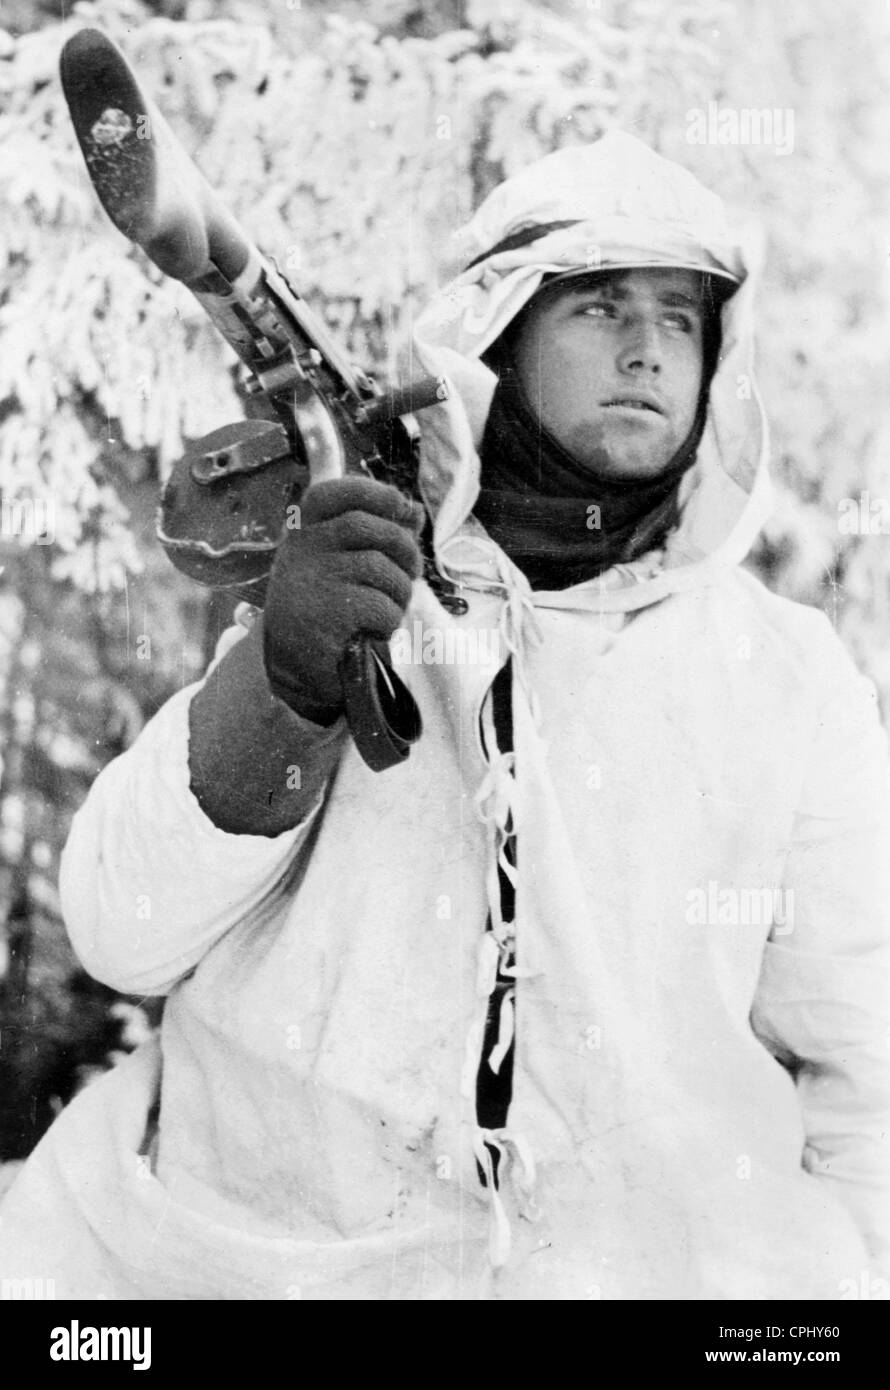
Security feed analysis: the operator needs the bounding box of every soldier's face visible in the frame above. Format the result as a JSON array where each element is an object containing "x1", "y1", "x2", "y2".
[{"x1": 511, "y1": 267, "x2": 707, "y2": 480}]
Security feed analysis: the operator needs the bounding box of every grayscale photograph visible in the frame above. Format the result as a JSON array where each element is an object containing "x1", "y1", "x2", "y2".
[{"x1": 0, "y1": 0, "x2": 887, "y2": 1344}]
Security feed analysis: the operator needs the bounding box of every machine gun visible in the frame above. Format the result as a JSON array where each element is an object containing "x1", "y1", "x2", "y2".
[{"x1": 60, "y1": 27, "x2": 458, "y2": 771}]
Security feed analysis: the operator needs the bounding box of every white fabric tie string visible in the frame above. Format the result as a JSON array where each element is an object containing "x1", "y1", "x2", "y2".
[
  {"x1": 487, "y1": 989, "x2": 515, "y2": 1076},
  {"x1": 450, "y1": 551, "x2": 556, "y2": 1270},
  {"x1": 474, "y1": 750, "x2": 518, "y2": 940},
  {"x1": 473, "y1": 1126, "x2": 541, "y2": 1268}
]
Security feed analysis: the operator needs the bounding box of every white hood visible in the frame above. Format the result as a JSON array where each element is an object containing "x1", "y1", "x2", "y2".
[{"x1": 411, "y1": 132, "x2": 772, "y2": 613}]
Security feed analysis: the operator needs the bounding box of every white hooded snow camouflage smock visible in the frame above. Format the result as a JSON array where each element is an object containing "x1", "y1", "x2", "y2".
[{"x1": 1, "y1": 133, "x2": 888, "y2": 1300}]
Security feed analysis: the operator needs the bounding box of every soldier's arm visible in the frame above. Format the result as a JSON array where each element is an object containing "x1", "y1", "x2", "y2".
[
  {"x1": 59, "y1": 477, "x2": 421, "y2": 996},
  {"x1": 188, "y1": 613, "x2": 346, "y2": 836},
  {"x1": 751, "y1": 630, "x2": 890, "y2": 1277},
  {"x1": 188, "y1": 474, "x2": 422, "y2": 834},
  {"x1": 59, "y1": 618, "x2": 332, "y2": 998}
]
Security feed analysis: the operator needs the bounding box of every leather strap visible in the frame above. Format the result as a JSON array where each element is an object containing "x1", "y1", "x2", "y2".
[{"x1": 338, "y1": 634, "x2": 422, "y2": 772}]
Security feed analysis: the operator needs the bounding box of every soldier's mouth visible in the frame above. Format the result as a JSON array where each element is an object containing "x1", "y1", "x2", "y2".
[{"x1": 601, "y1": 396, "x2": 665, "y2": 415}]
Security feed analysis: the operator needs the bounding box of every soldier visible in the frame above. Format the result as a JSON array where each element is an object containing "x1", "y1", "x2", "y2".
[{"x1": 1, "y1": 132, "x2": 888, "y2": 1300}]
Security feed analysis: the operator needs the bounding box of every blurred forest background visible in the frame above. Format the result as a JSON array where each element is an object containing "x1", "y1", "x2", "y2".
[{"x1": 0, "y1": 0, "x2": 889, "y2": 1183}]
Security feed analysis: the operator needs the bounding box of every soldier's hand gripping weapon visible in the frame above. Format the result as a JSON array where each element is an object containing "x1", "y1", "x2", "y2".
[{"x1": 60, "y1": 27, "x2": 461, "y2": 771}]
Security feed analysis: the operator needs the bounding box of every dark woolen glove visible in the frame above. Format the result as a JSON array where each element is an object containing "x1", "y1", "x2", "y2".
[{"x1": 263, "y1": 476, "x2": 424, "y2": 726}]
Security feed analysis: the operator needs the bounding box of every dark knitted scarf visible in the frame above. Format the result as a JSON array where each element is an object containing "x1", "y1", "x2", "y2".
[{"x1": 473, "y1": 318, "x2": 718, "y2": 591}]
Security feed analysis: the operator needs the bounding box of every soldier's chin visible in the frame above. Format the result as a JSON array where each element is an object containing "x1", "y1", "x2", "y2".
[{"x1": 568, "y1": 436, "x2": 677, "y2": 482}]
